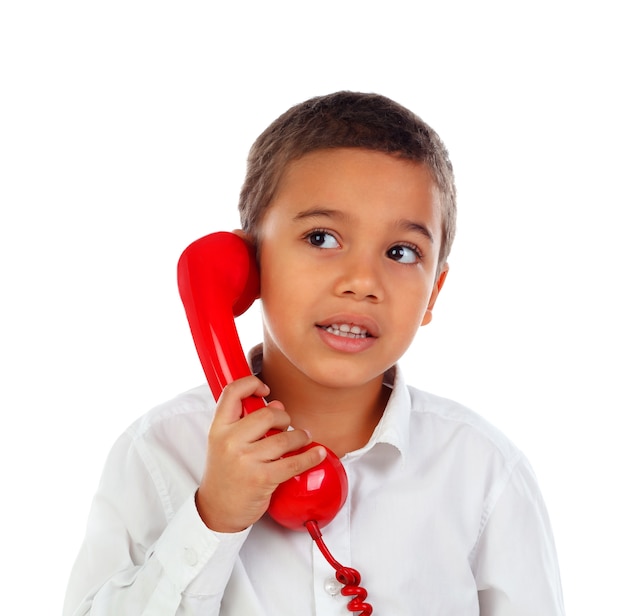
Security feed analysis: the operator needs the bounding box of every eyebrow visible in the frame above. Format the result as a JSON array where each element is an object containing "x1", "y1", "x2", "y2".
[
  {"x1": 398, "y1": 219, "x2": 435, "y2": 243},
  {"x1": 292, "y1": 207, "x2": 347, "y2": 222},
  {"x1": 293, "y1": 208, "x2": 434, "y2": 243}
]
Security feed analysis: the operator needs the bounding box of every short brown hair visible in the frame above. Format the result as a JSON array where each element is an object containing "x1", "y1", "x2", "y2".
[{"x1": 238, "y1": 91, "x2": 457, "y2": 268}]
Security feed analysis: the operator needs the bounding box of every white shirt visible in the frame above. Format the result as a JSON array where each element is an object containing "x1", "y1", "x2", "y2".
[{"x1": 63, "y1": 364, "x2": 565, "y2": 615}]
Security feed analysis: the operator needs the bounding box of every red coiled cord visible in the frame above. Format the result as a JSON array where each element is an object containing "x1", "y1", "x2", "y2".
[{"x1": 305, "y1": 520, "x2": 373, "y2": 615}]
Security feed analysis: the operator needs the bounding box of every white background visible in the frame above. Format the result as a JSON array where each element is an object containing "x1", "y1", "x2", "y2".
[{"x1": 1, "y1": 1, "x2": 624, "y2": 614}]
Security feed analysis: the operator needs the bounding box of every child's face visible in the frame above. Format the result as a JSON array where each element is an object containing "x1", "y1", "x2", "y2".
[{"x1": 255, "y1": 147, "x2": 447, "y2": 391}]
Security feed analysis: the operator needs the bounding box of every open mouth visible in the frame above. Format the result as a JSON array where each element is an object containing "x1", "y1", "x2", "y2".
[{"x1": 320, "y1": 323, "x2": 372, "y2": 339}]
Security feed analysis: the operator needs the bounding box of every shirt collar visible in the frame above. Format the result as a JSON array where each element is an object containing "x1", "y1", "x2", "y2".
[
  {"x1": 344, "y1": 364, "x2": 410, "y2": 465},
  {"x1": 248, "y1": 344, "x2": 411, "y2": 464}
]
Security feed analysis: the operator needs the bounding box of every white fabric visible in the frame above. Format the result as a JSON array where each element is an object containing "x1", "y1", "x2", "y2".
[{"x1": 64, "y1": 364, "x2": 565, "y2": 615}]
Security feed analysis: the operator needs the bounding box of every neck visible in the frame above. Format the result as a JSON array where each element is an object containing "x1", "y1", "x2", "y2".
[{"x1": 259, "y1": 351, "x2": 391, "y2": 457}]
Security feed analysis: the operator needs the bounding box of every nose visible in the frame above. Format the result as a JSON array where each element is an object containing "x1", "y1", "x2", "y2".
[{"x1": 333, "y1": 249, "x2": 384, "y2": 302}]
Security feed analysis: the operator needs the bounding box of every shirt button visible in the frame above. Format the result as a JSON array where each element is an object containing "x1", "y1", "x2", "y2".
[
  {"x1": 324, "y1": 575, "x2": 342, "y2": 596},
  {"x1": 184, "y1": 547, "x2": 198, "y2": 566}
]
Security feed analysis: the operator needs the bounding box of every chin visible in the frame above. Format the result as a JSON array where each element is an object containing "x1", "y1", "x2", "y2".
[{"x1": 304, "y1": 361, "x2": 387, "y2": 390}]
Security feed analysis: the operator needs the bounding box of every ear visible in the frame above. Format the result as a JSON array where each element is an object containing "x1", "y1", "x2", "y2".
[
  {"x1": 231, "y1": 229, "x2": 254, "y2": 244},
  {"x1": 231, "y1": 230, "x2": 261, "y2": 300},
  {"x1": 232, "y1": 229, "x2": 259, "y2": 258},
  {"x1": 421, "y1": 264, "x2": 449, "y2": 326}
]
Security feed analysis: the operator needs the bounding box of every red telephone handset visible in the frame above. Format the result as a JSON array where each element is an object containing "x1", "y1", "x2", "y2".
[
  {"x1": 178, "y1": 232, "x2": 372, "y2": 614},
  {"x1": 177, "y1": 232, "x2": 348, "y2": 530}
]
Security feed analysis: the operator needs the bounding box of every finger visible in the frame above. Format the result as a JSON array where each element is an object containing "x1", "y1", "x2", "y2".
[
  {"x1": 231, "y1": 403, "x2": 292, "y2": 444},
  {"x1": 272, "y1": 443, "x2": 328, "y2": 485},
  {"x1": 255, "y1": 426, "x2": 313, "y2": 461},
  {"x1": 213, "y1": 376, "x2": 269, "y2": 426}
]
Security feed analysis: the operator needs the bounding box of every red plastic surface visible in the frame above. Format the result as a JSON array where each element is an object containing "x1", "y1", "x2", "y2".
[{"x1": 177, "y1": 232, "x2": 348, "y2": 530}]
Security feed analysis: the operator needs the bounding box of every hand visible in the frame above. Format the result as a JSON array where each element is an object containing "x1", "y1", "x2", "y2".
[{"x1": 196, "y1": 375, "x2": 327, "y2": 533}]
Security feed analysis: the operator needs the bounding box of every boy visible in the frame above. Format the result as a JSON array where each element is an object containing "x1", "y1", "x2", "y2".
[{"x1": 64, "y1": 91, "x2": 565, "y2": 615}]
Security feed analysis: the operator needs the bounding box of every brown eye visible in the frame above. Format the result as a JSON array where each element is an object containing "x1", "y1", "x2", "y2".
[
  {"x1": 387, "y1": 244, "x2": 419, "y2": 264},
  {"x1": 306, "y1": 231, "x2": 339, "y2": 249}
]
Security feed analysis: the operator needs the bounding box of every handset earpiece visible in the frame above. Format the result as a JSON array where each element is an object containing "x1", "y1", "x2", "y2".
[{"x1": 177, "y1": 232, "x2": 348, "y2": 530}]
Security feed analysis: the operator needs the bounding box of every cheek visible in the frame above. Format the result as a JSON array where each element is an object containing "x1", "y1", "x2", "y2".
[
  {"x1": 259, "y1": 246, "x2": 318, "y2": 303},
  {"x1": 259, "y1": 258, "x2": 306, "y2": 330},
  {"x1": 390, "y1": 286, "x2": 430, "y2": 334},
  {"x1": 259, "y1": 258, "x2": 292, "y2": 305}
]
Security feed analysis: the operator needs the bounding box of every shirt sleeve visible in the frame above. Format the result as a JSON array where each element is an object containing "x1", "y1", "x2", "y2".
[
  {"x1": 63, "y1": 431, "x2": 250, "y2": 616},
  {"x1": 473, "y1": 456, "x2": 566, "y2": 616}
]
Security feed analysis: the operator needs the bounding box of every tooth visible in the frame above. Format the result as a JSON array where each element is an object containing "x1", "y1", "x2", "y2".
[{"x1": 323, "y1": 323, "x2": 369, "y2": 338}]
